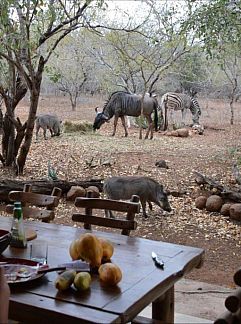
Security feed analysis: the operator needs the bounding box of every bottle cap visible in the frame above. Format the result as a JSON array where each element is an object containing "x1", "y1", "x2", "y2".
[{"x1": 14, "y1": 201, "x2": 22, "y2": 208}]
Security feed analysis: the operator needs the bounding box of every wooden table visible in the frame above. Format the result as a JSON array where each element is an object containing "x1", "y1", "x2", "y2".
[{"x1": 0, "y1": 216, "x2": 204, "y2": 324}]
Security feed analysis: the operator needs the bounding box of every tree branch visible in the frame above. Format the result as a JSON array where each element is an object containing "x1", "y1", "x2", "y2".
[{"x1": 38, "y1": 1, "x2": 89, "y2": 47}]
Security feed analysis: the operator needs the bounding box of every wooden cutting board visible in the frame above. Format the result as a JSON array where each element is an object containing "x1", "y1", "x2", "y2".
[{"x1": 25, "y1": 228, "x2": 37, "y2": 241}]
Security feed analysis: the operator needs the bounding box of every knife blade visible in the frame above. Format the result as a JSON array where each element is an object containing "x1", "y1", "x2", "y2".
[
  {"x1": 58, "y1": 260, "x2": 90, "y2": 272},
  {"x1": 38, "y1": 260, "x2": 90, "y2": 274},
  {"x1": 151, "y1": 252, "x2": 164, "y2": 269}
]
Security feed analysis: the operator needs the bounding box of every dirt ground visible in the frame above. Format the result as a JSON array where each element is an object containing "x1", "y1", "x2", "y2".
[{"x1": 2, "y1": 94, "x2": 241, "y2": 288}]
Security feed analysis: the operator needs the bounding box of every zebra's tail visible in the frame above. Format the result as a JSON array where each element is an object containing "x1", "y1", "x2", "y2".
[
  {"x1": 162, "y1": 94, "x2": 168, "y2": 131},
  {"x1": 153, "y1": 100, "x2": 158, "y2": 131}
]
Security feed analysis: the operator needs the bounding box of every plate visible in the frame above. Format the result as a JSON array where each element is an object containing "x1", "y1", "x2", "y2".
[{"x1": 0, "y1": 257, "x2": 46, "y2": 284}]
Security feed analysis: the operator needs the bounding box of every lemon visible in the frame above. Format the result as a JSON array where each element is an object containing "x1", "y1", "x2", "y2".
[
  {"x1": 74, "y1": 272, "x2": 91, "y2": 291},
  {"x1": 55, "y1": 270, "x2": 76, "y2": 291}
]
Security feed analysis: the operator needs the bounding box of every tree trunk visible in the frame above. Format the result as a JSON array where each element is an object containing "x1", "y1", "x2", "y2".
[
  {"x1": 2, "y1": 113, "x2": 15, "y2": 166},
  {"x1": 70, "y1": 93, "x2": 76, "y2": 111},
  {"x1": 0, "y1": 69, "x2": 27, "y2": 168},
  {"x1": 230, "y1": 97, "x2": 234, "y2": 125},
  {"x1": 17, "y1": 58, "x2": 45, "y2": 175},
  {"x1": 0, "y1": 178, "x2": 103, "y2": 202},
  {"x1": 17, "y1": 90, "x2": 40, "y2": 174}
]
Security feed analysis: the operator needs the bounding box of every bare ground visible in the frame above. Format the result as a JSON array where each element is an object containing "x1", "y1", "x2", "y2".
[{"x1": 1, "y1": 95, "x2": 241, "y2": 288}]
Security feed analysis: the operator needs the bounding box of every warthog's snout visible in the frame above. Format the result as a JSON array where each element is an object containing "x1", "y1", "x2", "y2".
[{"x1": 160, "y1": 195, "x2": 172, "y2": 212}]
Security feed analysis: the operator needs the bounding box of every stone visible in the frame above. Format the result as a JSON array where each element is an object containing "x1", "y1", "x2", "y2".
[
  {"x1": 155, "y1": 160, "x2": 169, "y2": 169},
  {"x1": 195, "y1": 196, "x2": 207, "y2": 210},
  {"x1": 66, "y1": 186, "x2": 86, "y2": 201},
  {"x1": 229, "y1": 204, "x2": 241, "y2": 221},
  {"x1": 86, "y1": 186, "x2": 100, "y2": 198},
  {"x1": 206, "y1": 195, "x2": 223, "y2": 212},
  {"x1": 220, "y1": 203, "x2": 232, "y2": 216}
]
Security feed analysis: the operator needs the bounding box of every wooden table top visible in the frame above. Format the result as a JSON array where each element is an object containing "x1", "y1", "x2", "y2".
[{"x1": 0, "y1": 216, "x2": 204, "y2": 323}]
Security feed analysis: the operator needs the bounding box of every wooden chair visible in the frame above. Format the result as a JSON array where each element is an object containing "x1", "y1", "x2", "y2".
[
  {"x1": 6, "y1": 184, "x2": 62, "y2": 223},
  {"x1": 214, "y1": 268, "x2": 241, "y2": 324},
  {"x1": 72, "y1": 192, "x2": 140, "y2": 236}
]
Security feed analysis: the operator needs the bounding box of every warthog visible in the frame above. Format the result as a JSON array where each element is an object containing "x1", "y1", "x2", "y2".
[
  {"x1": 35, "y1": 114, "x2": 62, "y2": 140},
  {"x1": 103, "y1": 176, "x2": 172, "y2": 218}
]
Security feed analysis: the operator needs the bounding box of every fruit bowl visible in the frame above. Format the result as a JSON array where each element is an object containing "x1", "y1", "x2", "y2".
[{"x1": 0, "y1": 230, "x2": 12, "y2": 254}]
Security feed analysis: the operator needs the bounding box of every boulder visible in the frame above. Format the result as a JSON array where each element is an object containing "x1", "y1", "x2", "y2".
[
  {"x1": 195, "y1": 196, "x2": 207, "y2": 210},
  {"x1": 86, "y1": 186, "x2": 100, "y2": 198},
  {"x1": 229, "y1": 204, "x2": 241, "y2": 221},
  {"x1": 206, "y1": 195, "x2": 223, "y2": 212},
  {"x1": 67, "y1": 186, "x2": 86, "y2": 201},
  {"x1": 155, "y1": 160, "x2": 169, "y2": 169},
  {"x1": 220, "y1": 203, "x2": 232, "y2": 216}
]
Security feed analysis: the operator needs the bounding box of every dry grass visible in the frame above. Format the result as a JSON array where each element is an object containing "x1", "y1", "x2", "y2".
[{"x1": 63, "y1": 120, "x2": 93, "y2": 133}]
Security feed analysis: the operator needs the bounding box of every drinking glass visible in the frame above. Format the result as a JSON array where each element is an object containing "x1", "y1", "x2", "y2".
[{"x1": 30, "y1": 240, "x2": 48, "y2": 265}]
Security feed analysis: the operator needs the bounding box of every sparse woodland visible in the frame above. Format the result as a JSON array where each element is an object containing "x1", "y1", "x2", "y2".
[{"x1": 0, "y1": 0, "x2": 240, "y2": 288}]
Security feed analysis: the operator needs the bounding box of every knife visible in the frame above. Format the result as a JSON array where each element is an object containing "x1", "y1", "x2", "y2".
[
  {"x1": 2, "y1": 260, "x2": 90, "y2": 280},
  {"x1": 38, "y1": 260, "x2": 90, "y2": 274},
  {"x1": 151, "y1": 252, "x2": 164, "y2": 269}
]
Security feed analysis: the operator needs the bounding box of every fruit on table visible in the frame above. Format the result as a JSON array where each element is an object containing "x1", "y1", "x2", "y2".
[
  {"x1": 69, "y1": 234, "x2": 115, "y2": 267},
  {"x1": 98, "y1": 238, "x2": 114, "y2": 262},
  {"x1": 55, "y1": 270, "x2": 76, "y2": 291},
  {"x1": 69, "y1": 239, "x2": 81, "y2": 260},
  {"x1": 98, "y1": 263, "x2": 122, "y2": 286},
  {"x1": 74, "y1": 272, "x2": 91, "y2": 291},
  {"x1": 78, "y1": 233, "x2": 103, "y2": 267}
]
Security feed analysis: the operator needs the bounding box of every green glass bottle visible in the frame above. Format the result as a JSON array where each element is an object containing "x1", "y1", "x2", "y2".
[{"x1": 10, "y1": 201, "x2": 27, "y2": 248}]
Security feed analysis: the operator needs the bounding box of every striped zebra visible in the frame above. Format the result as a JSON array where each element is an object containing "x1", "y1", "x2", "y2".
[{"x1": 160, "y1": 92, "x2": 201, "y2": 130}]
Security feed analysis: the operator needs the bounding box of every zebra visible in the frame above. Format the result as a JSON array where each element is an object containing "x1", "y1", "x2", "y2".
[
  {"x1": 160, "y1": 92, "x2": 201, "y2": 130},
  {"x1": 93, "y1": 91, "x2": 158, "y2": 139}
]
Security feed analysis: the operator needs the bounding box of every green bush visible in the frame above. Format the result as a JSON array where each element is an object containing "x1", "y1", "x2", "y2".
[
  {"x1": 134, "y1": 116, "x2": 148, "y2": 129},
  {"x1": 63, "y1": 120, "x2": 93, "y2": 133}
]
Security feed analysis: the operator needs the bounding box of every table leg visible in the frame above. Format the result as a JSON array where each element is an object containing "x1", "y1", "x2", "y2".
[{"x1": 152, "y1": 286, "x2": 174, "y2": 323}]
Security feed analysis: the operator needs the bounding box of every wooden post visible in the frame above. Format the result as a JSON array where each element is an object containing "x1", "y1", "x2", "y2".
[
  {"x1": 214, "y1": 310, "x2": 235, "y2": 324},
  {"x1": 84, "y1": 191, "x2": 93, "y2": 230},
  {"x1": 23, "y1": 184, "x2": 32, "y2": 193},
  {"x1": 22, "y1": 184, "x2": 32, "y2": 208},
  {"x1": 121, "y1": 195, "x2": 139, "y2": 236},
  {"x1": 152, "y1": 286, "x2": 174, "y2": 323},
  {"x1": 51, "y1": 187, "x2": 62, "y2": 198},
  {"x1": 225, "y1": 287, "x2": 241, "y2": 313}
]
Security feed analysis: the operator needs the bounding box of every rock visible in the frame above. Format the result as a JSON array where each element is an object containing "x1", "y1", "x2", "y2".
[
  {"x1": 195, "y1": 196, "x2": 207, "y2": 209},
  {"x1": 192, "y1": 124, "x2": 204, "y2": 135},
  {"x1": 206, "y1": 195, "x2": 223, "y2": 212},
  {"x1": 155, "y1": 160, "x2": 169, "y2": 169},
  {"x1": 229, "y1": 204, "x2": 241, "y2": 221},
  {"x1": 66, "y1": 186, "x2": 86, "y2": 201},
  {"x1": 220, "y1": 203, "x2": 232, "y2": 216},
  {"x1": 177, "y1": 128, "x2": 189, "y2": 137},
  {"x1": 86, "y1": 186, "x2": 100, "y2": 198}
]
